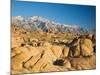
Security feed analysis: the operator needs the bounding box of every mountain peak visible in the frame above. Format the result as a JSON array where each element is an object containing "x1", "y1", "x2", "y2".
[{"x1": 12, "y1": 16, "x2": 89, "y2": 34}]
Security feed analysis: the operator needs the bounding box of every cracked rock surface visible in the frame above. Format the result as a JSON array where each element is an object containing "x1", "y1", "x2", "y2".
[{"x1": 11, "y1": 25, "x2": 96, "y2": 74}]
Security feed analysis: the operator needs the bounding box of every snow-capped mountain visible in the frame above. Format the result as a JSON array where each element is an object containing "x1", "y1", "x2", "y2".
[{"x1": 12, "y1": 16, "x2": 89, "y2": 34}]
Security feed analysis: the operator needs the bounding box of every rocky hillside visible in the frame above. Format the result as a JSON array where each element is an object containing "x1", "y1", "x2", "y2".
[
  {"x1": 12, "y1": 16, "x2": 89, "y2": 34},
  {"x1": 11, "y1": 25, "x2": 96, "y2": 74}
]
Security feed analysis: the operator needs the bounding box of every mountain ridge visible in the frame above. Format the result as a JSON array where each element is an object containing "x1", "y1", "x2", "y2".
[{"x1": 12, "y1": 16, "x2": 90, "y2": 34}]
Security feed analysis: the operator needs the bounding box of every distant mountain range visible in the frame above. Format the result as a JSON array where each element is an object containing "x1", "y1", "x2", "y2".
[{"x1": 12, "y1": 16, "x2": 94, "y2": 34}]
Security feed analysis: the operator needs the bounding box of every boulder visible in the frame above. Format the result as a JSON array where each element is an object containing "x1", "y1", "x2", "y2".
[
  {"x1": 70, "y1": 55, "x2": 96, "y2": 70},
  {"x1": 63, "y1": 59, "x2": 71, "y2": 69},
  {"x1": 68, "y1": 39, "x2": 80, "y2": 57},
  {"x1": 80, "y1": 39, "x2": 94, "y2": 56},
  {"x1": 23, "y1": 53, "x2": 42, "y2": 70},
  {"x1": 11, "y1": 46, "x2": 41, "y2": 71},
  {"x1": 31, "y1": 49, "x2": 56, "y2": 72},
  {"x1": 51, "y1": 45, "x2": 63, "y2": 58},
  {"x1": 62, "y1": 47, "x2": 69, "y2": 58},
  {"x1": 86, "y1": 34, "x2": 93, "y2": 40}
]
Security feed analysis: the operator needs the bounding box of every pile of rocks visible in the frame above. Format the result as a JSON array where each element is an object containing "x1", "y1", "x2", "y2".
[
  {"x1": 11, "y1": 37, "x2": 71, "y2": 74},
  {"x1": 68, "y1": 34, "x2": 96, "y2": 57}
]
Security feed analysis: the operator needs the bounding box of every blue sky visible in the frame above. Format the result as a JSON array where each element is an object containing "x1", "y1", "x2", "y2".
[{"x1": 12, "y1": 0, "x2": 96, "y2": 30}]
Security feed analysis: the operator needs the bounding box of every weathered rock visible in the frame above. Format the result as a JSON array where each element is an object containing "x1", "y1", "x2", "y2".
[
  {"x1": 63, "y1": 59, "x2": 71, "y2": 69},
  {"x1": 43, "y1": 42, "x2": 52, "y2": 48},
  {"x1": 12, "y1": 52, "x2": 30, "y2": 71},
  {"x1": 80, "y1": 38, "x2": 94, "y2": 56},
  {"x1": 12, "y1": 36, "x2": 24, "y2": 48},
  {"x1": 23, "y1": 53, "x2": 42, "y2": 70},
  {"x1": 53, "y1": 59, "x2": 71, "y2": 69},
  {"x1": 70, "y1": 54, "x2": 96, "y2": 70},
  {"x1": 40, "y1": 63, "x2": 62, "y2": 72},
  {"x1": 11, "y1": 47, "x2": 22, "y2": 57},
  {"x1": 30, "y1": 38, "x2": 38, "y2": 42},
  {"x1": 92, "y1": 34, "x2": 96, "y2": 53},
  {"x1": 86, "y1": 34, "x2": 93, "y2": 40},
  {"x1": 68, "y1": 38, "x2": 80, "y2": 57},
  {"x1": 51, "y1": 45, "x2": 63, "y2": 58},
  {"x1": 31, "y1": 49, "x2": 56, "y2": 72},
  {"x1": 11, "y1": 46, "x2": 41, "y2": 71},
  {"x1": 62, "y1": 47, "x2": 69, "y2": 58},
  {"x1": 11, "y1": 25, "x2": 96, "y2": 74},
  {"x1": 62, "y1": 40, "x2": 68, "y2": 43}
]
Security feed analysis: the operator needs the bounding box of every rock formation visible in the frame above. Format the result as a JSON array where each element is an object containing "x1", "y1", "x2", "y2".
[{"x1": 11, "y1": 24, "x2": 96, "y2": 74}]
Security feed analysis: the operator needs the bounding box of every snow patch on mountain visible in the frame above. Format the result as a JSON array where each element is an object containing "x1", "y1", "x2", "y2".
[{"x1": 12, "y1": 16, "x2": 89, "y2": 34}]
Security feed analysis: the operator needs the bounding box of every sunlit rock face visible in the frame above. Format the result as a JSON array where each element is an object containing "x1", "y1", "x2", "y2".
[{"x1": 11, "y1": 17, "x2": 96, "y2": 74}]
